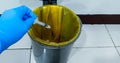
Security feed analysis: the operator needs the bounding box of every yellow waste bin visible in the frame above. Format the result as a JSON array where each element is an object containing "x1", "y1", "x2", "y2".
[{"x1": 28, "y1": 5, "x2": 82, "y2": 63}]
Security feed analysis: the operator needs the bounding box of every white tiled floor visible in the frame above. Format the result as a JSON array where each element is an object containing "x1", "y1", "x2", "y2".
[
  {"x1": 68, "y1": 48, "x2": 120, "y2": 63},
  {"x1": 1, "y1": 24, "x2": 120, "y2": 63},
  {"x1": 8, "y1": 33, "x2": 32, "y2": 49},
  {"x1": 73, "y1": 24, "x2": 114, "y2": 47},
  {"x1": 0, "y1": 50, "x2": 30, "y2": 63},
  {"x1": 106, "y1": 25, "x2": 120, "y2": 46}
]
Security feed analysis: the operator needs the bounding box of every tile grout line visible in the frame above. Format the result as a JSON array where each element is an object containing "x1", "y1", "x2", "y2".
[
  {"x1": 73, "y1": 46, "x2": 115, "y2": 48},
  {"x1": 7, "y1": 48, "x2": 31, "y2": 50},
  {"x1": 29, "y1": 49, "x2": 32, "y2": 63},
  {"x1": 29, "y1": 46, "x2": 32, "y2": 63},
  {"x1": 105, "y1": 24, "x2": 120, "y2": 56}
]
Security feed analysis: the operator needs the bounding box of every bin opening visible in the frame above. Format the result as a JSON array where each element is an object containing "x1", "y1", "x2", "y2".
[{"x1": 28, "y1": 5, "x2": 81, "y2": 46}]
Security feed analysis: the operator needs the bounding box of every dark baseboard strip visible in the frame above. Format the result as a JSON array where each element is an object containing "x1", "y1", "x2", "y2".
[
  {"x1": 0, "y1": 14, "x2": 119, "y2": 24},
  {"x1": 77, "y1": 14, "x2": 120, "y2": 24}
]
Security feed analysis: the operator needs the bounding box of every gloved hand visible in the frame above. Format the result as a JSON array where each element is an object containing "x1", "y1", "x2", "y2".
[{"x1": 0, "y1": 5, "x2": 36, "y2": 53}]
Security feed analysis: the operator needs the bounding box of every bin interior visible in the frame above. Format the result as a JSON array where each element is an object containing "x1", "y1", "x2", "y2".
[{"x1": 28, "y1": 5, "x2": 81, "y2": 46}]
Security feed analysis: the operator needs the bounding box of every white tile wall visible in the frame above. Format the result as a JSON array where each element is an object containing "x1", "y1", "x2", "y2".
[
  {"x1": 2, "y1": 0, "x2": 120, "y2": 14},
  {"x1": 0, "y1": 0, "x2": 43, "y2": 14}
]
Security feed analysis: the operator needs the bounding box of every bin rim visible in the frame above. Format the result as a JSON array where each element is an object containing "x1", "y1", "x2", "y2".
[{"x1": 28, "y1": 5, "x2": 82, "y2": 47}]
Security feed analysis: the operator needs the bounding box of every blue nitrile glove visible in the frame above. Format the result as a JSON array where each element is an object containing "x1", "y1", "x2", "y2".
[{"x1": 0, "y1": 5, "x2": 36, "y2": 53}]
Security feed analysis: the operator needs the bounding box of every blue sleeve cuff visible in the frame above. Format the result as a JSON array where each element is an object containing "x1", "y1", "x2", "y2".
[{"x1": 0, "y1": 41, "x2": 3, "y2": 54}]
